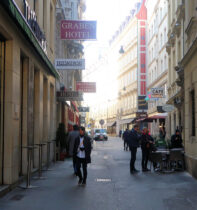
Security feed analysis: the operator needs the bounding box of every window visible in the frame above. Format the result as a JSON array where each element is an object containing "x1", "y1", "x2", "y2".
[
  {"x1": 191, "y1": 90, "x2": 196, "y2": 136},
  {"x1": 164, "y1": 28, "x2": 167, "y2": 43},
  {"x1": 161, "y1": 60, "x2": 163, "y2": 73},
  {"x1": 160, "y1": 33, "x2": 163, "y2": 47},
  {"x1": 164, "y1": 56, "x2": 167, "y2": 70}
]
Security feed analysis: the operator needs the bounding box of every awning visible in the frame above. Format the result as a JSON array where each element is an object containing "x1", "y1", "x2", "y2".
[
  {"x1": 137, "y1": 114, "x2": 167, "y2": 123},
  {"x1": 119, "y1": 118, "x2": 134, "y2": 125},
  {"x1": 106, "y1": 121, "x2": 116, "y2": 127}
]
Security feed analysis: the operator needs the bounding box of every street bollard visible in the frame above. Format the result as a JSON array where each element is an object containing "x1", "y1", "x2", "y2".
[
  {"x1": 33, "y1": 143, "x2": 47, "y2": 179},
  {"x1": 19, "y1": 146, "x2": 38, "y2": 189}
]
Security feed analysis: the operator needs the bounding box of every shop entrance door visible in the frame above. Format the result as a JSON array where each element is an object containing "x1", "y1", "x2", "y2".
[{"x1": 0, "y1": 37, "x2": 5, "y2": 184}]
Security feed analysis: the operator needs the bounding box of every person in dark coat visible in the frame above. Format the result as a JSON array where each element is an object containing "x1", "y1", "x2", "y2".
[
  {"x1": 171, "y1": 130, "x2": 182, "y2": 148},
  {"x1": 122, "y1": 129, "x2": 129, "y2": 151},
  {"x1": 73, "y1": 126, "x2": 92, "y2": 185},
  {"x1": 128, "y1": 125, "x2": 141, "y2": 173},
  {"x1": 140, "y1": 127, "x2": 154, "y2": 172},
  {"x1": 67, "y1": 124, "x2": 79, "y2": 175},
  {"x1": 119, "y1": 130, "x2": 122, "y2": 138}
]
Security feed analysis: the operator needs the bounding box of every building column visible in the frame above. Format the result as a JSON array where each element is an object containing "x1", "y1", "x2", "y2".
[{"x1": 3, "y1": 40, "x2": 21, "y2": 184}]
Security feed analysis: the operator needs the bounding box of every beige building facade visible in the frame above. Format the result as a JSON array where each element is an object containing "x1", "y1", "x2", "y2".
[
  {"x1": 166, "y1": 0, "x2": 185, "y2": 139},
  {"x1": 146, "y1": 0, "x2": 168, "y2": 136},
  {"x1": 0, "y1": 0, "x2": 58, "y2": 185},
  {"x1": 180, "y1": 0, "x2": 197, "y2": 178}
]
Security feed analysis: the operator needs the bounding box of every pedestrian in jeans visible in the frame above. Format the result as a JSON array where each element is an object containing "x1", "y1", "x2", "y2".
[
  {"x1": 140, "y1": 127, "x2": 154, "y2": 172},
  {"x1": 67, "y1": 124, "x2": 79, "y2": 175},
  {"x1": 128, "y1": 125, "x2": 141, "y2": 173},
  {"x1": 73, "y1": 126, "x2": 92, "y2": 185}
]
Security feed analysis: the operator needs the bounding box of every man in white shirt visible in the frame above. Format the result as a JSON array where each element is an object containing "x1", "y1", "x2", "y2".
[{"x1": 73, "y1": 126, "x2": 92, "y2": 185}]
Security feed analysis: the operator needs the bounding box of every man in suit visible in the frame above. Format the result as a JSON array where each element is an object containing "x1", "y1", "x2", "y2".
[
  {"x1": 67, "y1": 124, "x2": 79, "y2": 175},
  {"x1": 73, "y1": 126, "x2": 92, "y2": 185},
  {"x1": 128, "y1": 125, "x2": 141, "y2": 173}
]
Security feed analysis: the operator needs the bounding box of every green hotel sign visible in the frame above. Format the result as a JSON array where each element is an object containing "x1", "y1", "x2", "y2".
[{"x1": 1, "y1": 0, "x2": 59, "y2": 79}]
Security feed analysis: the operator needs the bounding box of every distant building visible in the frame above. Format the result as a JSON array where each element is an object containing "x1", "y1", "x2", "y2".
[{"x1": 109, "y1": 0, "x2": 147, "y2": 132}]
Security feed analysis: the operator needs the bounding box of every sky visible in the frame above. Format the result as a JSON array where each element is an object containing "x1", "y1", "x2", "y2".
[{"x1": 82, "y1": 0, "x2": 140, "y2": 107}]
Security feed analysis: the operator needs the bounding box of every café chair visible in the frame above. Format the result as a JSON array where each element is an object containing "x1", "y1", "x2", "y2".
[
  {"x1": 169, "y1": 150, "x2": 184, "y2": 171},
  {"x1": 149, "y1": 152, "x2": 163, "y2": 172}
]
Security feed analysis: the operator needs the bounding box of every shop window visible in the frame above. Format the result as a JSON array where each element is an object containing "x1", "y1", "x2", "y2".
[{"x1": 191, "y1": 90, "x2": 196, "y2": 136}]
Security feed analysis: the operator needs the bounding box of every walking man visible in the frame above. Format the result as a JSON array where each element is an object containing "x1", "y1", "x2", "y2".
[
  {"x1": 67, "y1": 124, "x2": 79, "y2": 175},
  {"x1": 73, "y1": 126, "x2": 92, "y2": 185},
  {"x1": 128, "y1": 125, "x2": 141, "y2": 173}
]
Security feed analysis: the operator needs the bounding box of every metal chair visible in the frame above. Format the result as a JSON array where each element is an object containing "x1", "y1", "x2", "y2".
[
  {"x1": 149, "y1": 152, "x2": 164, "y2": 171},
  {"x1": 169, "y1": 150, "x2": 184, "y2": 171}
]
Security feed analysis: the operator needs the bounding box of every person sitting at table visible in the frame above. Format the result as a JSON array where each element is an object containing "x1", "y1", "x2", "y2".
[
  {"x1": 140, "y1": 127, "x2": 155, "y2": 172},
  {"x1": 171, "y1": 130, "x2": 183, "y2": 148}
]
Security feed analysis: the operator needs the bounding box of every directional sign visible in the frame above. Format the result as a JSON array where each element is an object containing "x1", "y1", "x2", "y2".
[
  {"x1": 78, "y1": 107, "x2": 90, "y2": 112},
  {"x1": 56, "y1": 91, "x2": 83, "y2": 101}
]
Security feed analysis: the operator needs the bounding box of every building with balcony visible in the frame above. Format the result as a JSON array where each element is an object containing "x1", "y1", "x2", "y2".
[
  {"x1": 0, "y1": 0, "x2": 58, "y2": 185},
  {"x1": 109, "y1": 0, "x2": 147, "y2": 132},
  {"x1": 145, "y1": 0, "x2": 168, "y2": 136}
]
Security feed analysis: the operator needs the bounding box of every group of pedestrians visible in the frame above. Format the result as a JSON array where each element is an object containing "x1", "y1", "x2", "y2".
[
  {"x1": 67, "y1": 125, "x2": 92, "y2": 185},
  {"x1": 122, "y1": 125, "x2": 155, "y2": 173},
  {"x1": 122, "y1": 125, "x2": 183, "y2": 173}
]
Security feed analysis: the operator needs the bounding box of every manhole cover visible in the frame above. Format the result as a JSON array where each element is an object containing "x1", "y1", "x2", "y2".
[
  {"x1": 10, "y1": 195, "x2": 24, "y2": 201},
  {"x1": 95, "y1": 178, "x2": 111, "y2": 182}
]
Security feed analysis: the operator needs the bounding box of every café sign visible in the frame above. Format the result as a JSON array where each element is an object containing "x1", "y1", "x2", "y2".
[
  {"x1": 151, "y1": 88, "x2": 165, "y2": 98},
  {"x1": 57, "y1": 91, "x2": 83, "y2": 101},
  {"x1": 61, "y1": 20, "x2": 97, "y2": 40},
  {"x1": 55, "y1": 59, "x2": 85, "y2": 70}
]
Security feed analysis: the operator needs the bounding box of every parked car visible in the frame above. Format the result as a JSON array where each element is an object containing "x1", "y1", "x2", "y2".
[{"x1": 94, "y1": 129, "x2": 108, "y2": 141}]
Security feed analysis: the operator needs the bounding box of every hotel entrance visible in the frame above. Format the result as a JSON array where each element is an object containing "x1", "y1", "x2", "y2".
[{"x1": 0, "y1": 35, "x2": 5, "y2": 184}]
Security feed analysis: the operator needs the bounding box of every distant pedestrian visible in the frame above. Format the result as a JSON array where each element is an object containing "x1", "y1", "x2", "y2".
[
  {"x1": 128, "y1": 125, "x2": 141, "y2": 173},
  {"x1": 140, "y1": 127, "x2": 154, "y2": 172},
  {"x1": 122, "y1": 129, "x2": 129, "y2": 151},
  {"x1": 73, "y1": 126, "x2": 92, "y2": 185},
  {"x1": 119, "y1": 130, "x2": 122, "y2": 138},
  {"x1": 67, "y1": 124, "x2": 79, "y2": 175},
  {"x1": 171, "y1": 130, "x2": 183, "y2": 148}
]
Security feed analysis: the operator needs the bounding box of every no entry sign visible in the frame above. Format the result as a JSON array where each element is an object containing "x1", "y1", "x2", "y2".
[{"x1": 61, "y1": 20, "x2": 97, "y2": 40}]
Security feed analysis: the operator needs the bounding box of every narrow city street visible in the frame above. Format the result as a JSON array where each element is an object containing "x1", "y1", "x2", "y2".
[{"x1": 0, "y1": 137, "x2": 197, "y2": 210}]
